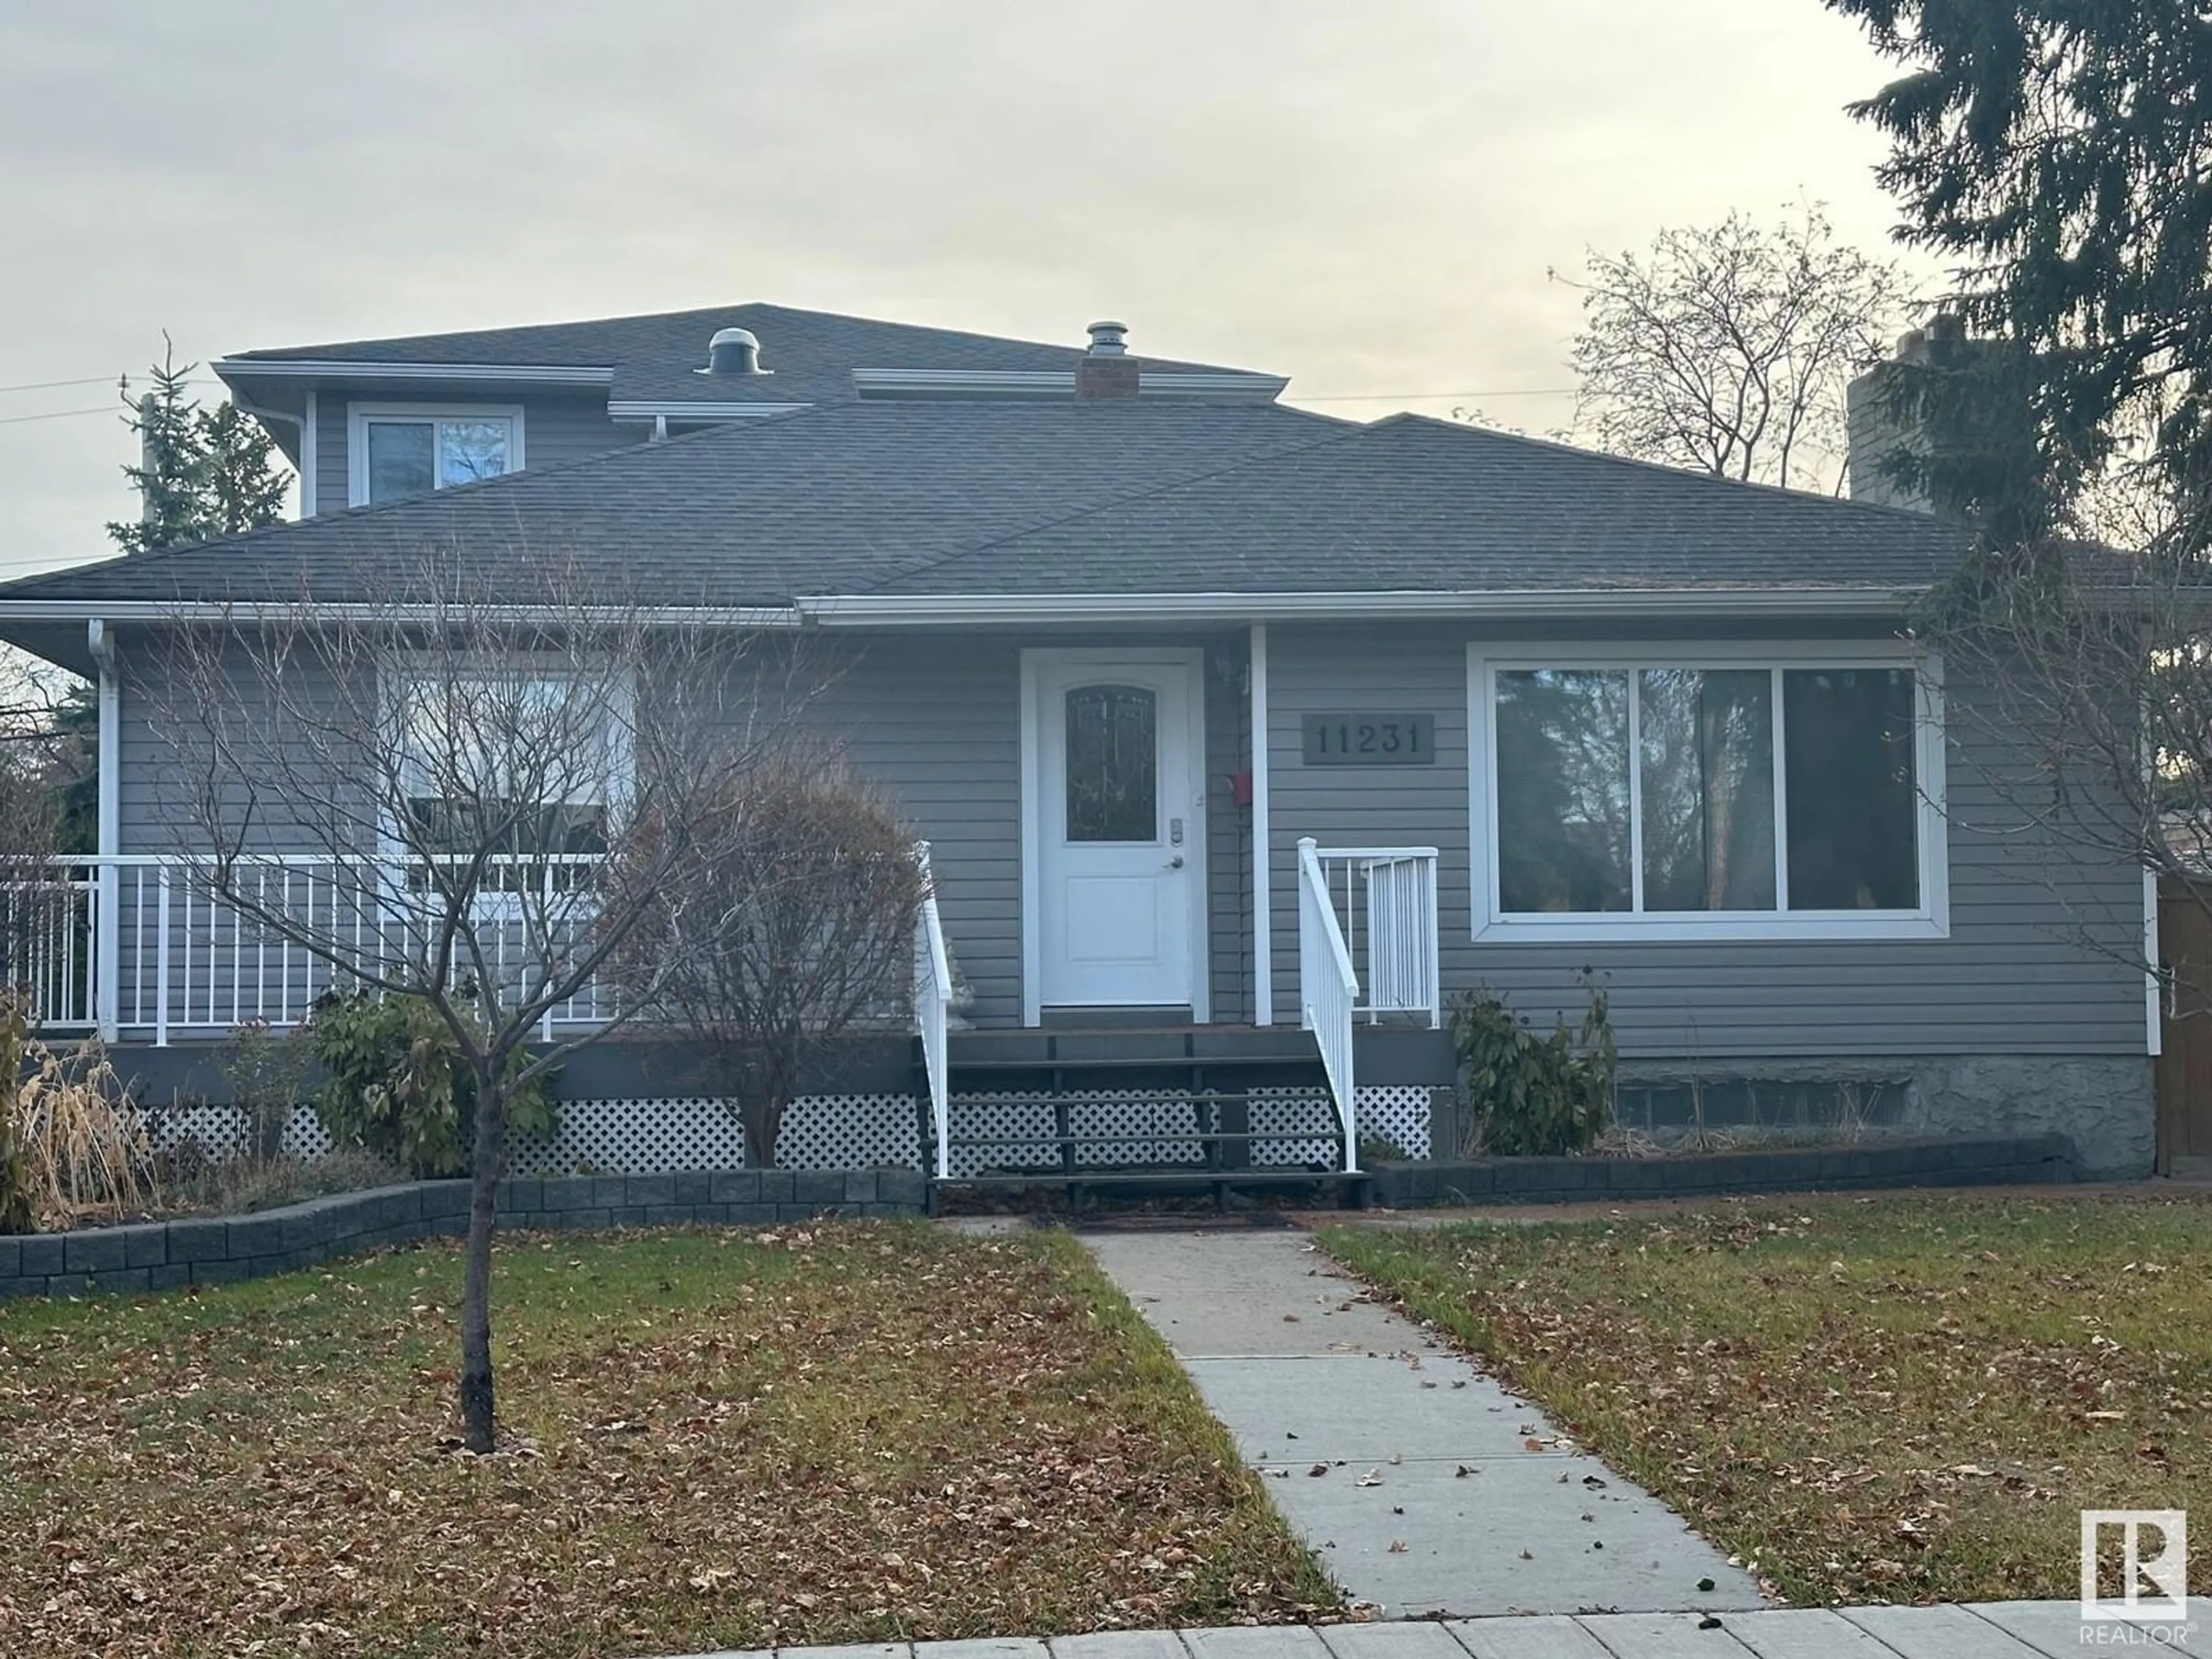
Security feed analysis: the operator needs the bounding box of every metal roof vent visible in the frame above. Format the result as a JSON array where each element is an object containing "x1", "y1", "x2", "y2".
[
  {"x1": 700, "y1": 326, "x2": 770, "y2": 375},
  {"x1": 1085, "y1": 320, "x2": 1130, "y2": 357}
]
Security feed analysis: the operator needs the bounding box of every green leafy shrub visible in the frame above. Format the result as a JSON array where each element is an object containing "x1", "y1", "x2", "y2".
[
  {"x1": 306, "y1": 992, "x2": 555, "y2": 1178},
  {"x1": 1452, "y1": 972, "x2": 1617, "y2": 1157}
]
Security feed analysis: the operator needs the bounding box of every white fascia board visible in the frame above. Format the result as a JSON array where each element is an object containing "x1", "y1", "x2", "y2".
[
  {"x1": 850, "y1": 367, "x2": 1288, "y2": 401},
  {"x1": 0, "y1": 598, "x2": 804, "y2": 628},
  {"x1": 607, "y1": 400, "x2": 808, "y2": 422},
  {"x1": 796, "y1": 587, "x2": 1925, "y2": 626},
  {"x1": 213, "y1": 359, "x2": 616, "y2": 388}
]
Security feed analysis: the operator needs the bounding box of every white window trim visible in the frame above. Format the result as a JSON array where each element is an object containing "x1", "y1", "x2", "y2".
[
  {"x1": 1466, "y1": 638, "x2": 1949, "y2": 944},
  {"x1": 347, "y1": 402, "x2": 526, "y2": 507}
]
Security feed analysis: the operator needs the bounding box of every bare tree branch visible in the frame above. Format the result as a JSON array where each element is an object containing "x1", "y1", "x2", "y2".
[
  {"x1": 133, "y1": 539, "x2": 838, "y2": 1452},
  {"x1": 1562, "y1": 204, "x2": 1919, "y2": 493}
]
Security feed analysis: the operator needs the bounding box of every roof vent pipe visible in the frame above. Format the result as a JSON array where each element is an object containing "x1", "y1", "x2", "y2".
[
  {"x1": 1086, "y1": 320, "x2": 1129, "y2": 357},
  {"x1": 701, "y1": 327, "x2": 770, "y2": 375}
]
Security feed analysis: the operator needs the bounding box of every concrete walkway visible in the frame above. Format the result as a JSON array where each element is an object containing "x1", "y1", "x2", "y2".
[
  {"x1": 663, "y1": 1601, "x2": 2205, "y2": 1657},
  {"x1": 1080, "y1": 1230, "x2": 1762, "y2": 1620}
]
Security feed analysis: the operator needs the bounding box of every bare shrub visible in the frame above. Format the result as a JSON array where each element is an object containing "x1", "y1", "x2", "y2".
[
  {"x1": 218, "y1": 1018, "x2": 317, "y2": 1167},
  {"x1": 611, "y1": 753, "x2": 923, "y2": 1167}
]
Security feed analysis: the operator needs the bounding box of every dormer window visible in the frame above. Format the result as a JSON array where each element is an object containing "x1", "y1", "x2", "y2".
[{"x1": 349, "y1": 404, "x2": 524, "y2": 506}]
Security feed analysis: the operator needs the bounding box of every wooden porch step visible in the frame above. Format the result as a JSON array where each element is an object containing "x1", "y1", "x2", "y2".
[
  {"x1": 926, "y1": 1168, "x2": 1371, "y2": 1215},
  {"x1": 939, "y1": 1052, "x2": 1325, "y2": 1075}
]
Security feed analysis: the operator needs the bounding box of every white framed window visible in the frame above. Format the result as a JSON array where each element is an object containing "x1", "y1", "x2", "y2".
[
  {"x1": 348, "y1": 404, "x2": 524, "y2": 506},
  {"x1": 382, "y1": 664, "x2": 631, "y2": 879},
  {"x1": 1467, "y1": 640, "x2": 1949, "y2": 942}
]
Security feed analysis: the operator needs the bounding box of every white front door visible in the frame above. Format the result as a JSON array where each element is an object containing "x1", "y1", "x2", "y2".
[{"x1": 1027, "y1": 649, "x2": 1206, "y2": 1016}]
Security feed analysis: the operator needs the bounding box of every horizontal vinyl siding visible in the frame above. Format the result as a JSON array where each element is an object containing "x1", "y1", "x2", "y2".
[
  {"x1": 316, "y1": 390, "x2": 643, "y2": 513},
  {"x1": 824, "y1": 634, "x2": 1249, "y2": 1027},
  {"x1": 1264, "y1": 622, "x2": 2145, "y2": 1058},
  {"x1": 1206, "y1": 639, "x2": 1252, "y2": 1024},
  {"x1": 807, "y1": 637, "x2": 1025, "y2": 1027}
]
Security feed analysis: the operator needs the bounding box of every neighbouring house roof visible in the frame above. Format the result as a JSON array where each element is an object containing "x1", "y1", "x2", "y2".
[
  {"x1": 217, "y1": 301, "x2": 1274, "y2": 409},
  {"x1": 0, "y1": 400, "x2": 1961, "y2": 630}
]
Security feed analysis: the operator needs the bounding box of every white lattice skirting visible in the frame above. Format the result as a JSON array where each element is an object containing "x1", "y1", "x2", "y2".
[{"x1": 153, "y1": 1086, "x2": 1433, "y2": 1176}]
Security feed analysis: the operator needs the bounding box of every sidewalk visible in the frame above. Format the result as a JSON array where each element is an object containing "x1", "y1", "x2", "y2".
[
  {"x1": 663, "y1": 1601, "x2": 2205, "y2": 1656},
  {"x1": 1080, "y1": 1229, "x2": 1759, "y2": 1619}
]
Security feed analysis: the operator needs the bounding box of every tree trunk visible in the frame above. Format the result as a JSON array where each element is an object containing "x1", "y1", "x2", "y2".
[
  {"x1": 740, "y1": 1087, "x2": 782, "y2": 1169},
  {"x1": 457, "y1": 1073, "x2": 508, "y2": 1454}
]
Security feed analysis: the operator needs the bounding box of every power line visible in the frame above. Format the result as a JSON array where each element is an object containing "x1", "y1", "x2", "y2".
[
  {"x1": 0, "y1": 406, "x2": 117, "y2": 427},
  {"x1": 0, "y1": 375, "x2": 118, "y2": 396}
]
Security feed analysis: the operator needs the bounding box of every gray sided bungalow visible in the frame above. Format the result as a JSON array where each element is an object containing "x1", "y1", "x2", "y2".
[{"x1": 0, "y1": 305, "x2": 2156, "y2": 1179}]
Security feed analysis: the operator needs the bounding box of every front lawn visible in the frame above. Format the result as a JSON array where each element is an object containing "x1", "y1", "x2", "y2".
[
  {"x1": 0, "y1": 1223, "x2": 1335, "y2": 1657},
  {"x1": 1321, "y1": 1195, "x2": 2212, "y2": 1605}
]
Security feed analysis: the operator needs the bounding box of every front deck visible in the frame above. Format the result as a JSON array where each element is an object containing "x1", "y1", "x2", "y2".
[{"x1": 10, "y1": 841, "x2": 1445, "y2": 1184}]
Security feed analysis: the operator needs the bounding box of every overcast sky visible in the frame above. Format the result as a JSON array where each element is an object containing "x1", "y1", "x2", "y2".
[{"x1": 0, "y1": 1, "x2": 1933, "y2": 581}]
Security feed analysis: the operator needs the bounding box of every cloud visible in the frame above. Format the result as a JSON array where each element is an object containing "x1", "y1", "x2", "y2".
[{"x1": 0, "y1": 0, "x2": 1930, "y2": 582}]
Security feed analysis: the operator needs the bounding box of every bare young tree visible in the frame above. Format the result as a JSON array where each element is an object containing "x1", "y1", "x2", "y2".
[
  {"x1": 1559, "y1": 204, "x2": 1918, "y2": 493},
  {"x1": 1921, "y1": 520, "x2": 2212, "y2": 988},
  {"x1": 608, "y1": 755, "x2": 923, "y2": 1168},
  {"x1": 138, "y1": 545, "x2": 825, "y2": 1452}
]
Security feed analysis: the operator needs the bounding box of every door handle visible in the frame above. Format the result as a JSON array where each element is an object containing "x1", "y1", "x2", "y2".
[{"x1": 1166, "y1": 855, "x2": 1185, "y2": 870}]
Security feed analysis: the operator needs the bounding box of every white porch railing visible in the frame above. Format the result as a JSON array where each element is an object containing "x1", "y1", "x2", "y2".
[
  {"x1": 6, "y1": 854, "x2": 611, "y2": 1044},
  {"x1": 1305, "y1": 846, "x2": 1444, "y2": 1027},
  {"x1": 1297, "y1": 837, "x2": 1362, "y2": 1172},
  {"x1": 912, "y1": 841, "x2": 952, "y2": 1179},
  {"x1": 1297, "y1": 840, "x2": 1444, "y2": 1175}
]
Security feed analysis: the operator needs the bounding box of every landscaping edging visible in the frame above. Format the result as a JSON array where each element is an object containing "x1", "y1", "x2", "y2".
[
  {"x1": 0, "y1": 1168, "x2": 927, "y2": 1301},
  {"x1": 1368, "y1": 1132, "x2": 2077, "y2": 1208}
]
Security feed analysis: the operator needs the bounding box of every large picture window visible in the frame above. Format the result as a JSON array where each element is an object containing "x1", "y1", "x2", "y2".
[{"x1": 1473, "y1": 645, "x2": 1946, "y2": 942}]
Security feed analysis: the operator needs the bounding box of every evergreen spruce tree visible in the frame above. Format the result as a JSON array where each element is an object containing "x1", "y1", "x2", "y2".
[{"x1": 106, "y1": 335, "x2": 291, "y2": 554}]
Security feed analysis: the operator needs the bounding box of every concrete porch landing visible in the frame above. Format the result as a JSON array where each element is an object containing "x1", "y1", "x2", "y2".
[{"x1": 1080, "y1": 1230, "x2": 1762, "y2": 1619}]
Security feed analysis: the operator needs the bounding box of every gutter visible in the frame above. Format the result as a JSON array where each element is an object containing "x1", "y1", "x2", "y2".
[
  {"x1": 0, "y1": 587, "x2": 1926, "y2": 630},
  {"x1": 607, "y1": 400, "x2": 807, "y2": 423},
  {"x1": 213, "y1": 359, "x2": 616, "y2": 388},
  {"x1": 791, "y1": 587, "x2": 1929, "y2": 626},
  {"x1": 850, "y1": 367, "x2": 1289, "y2": 402},
  {"x1": 0, "y1": 599, "x2": 806, "y2": 628}
]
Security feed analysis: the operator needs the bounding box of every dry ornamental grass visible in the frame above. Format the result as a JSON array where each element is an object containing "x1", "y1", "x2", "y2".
[
  {"x1": 1323, "y1": 1193, "x2": 2212, "y2": 1606},
  {"x1": 0, "y1": 1222, "x2": 1335, "y2": 1657}
]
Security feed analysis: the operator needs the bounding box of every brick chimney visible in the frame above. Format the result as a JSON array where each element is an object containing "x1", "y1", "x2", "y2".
[
  {"x1": 1075, "y1": 320, "x2": 1140, "y2": 400},
  {"x1": 1845, "y1": 313, "x2": 1998, "y2": 515}
]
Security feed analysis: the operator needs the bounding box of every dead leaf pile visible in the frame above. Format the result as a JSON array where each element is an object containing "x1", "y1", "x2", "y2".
[
  {"x1": 1321, "y1": 1193, "x2": 2212, "y2": 1607},
  {"x1": 0, "y1": 1224, "x2": 1335, "y2": 1656}
]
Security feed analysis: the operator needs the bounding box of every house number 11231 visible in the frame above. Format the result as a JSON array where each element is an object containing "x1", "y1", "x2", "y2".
[{"x1": 1300, "y1": 713, "x2": 1437, "y2": 766}]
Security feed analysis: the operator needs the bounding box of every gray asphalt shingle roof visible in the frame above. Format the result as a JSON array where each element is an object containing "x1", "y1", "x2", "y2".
[
  {"x1": 224, "y1": 301, "x2": 1254, "y2": 408},
  {"x1": 0, "y1": 402, "x2": 1960, "y2": 611},
  {"x1": 858, "y1": 414, "x2": 1961, "y2": 596}
]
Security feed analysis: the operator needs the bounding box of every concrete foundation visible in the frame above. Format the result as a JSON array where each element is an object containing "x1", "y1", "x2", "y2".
[{"x1": 1613, "y1": 1054, "x2": 2155, "y2": 1181}]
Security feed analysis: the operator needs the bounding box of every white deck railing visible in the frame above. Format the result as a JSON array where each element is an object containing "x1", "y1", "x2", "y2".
[
  {"x1": 1297, "y1": 838, "x2": 1362, "y2": 1172},
  {"x1": 911, "y1": 841, "x2": 952, "y2": 1179},
  {"x1": 6, "y1": 854, "x2": 611, "y2": 1044},
  {"x1": 1297, "y1": 840, "x2": 1444, "y2": 1175},
  {"x1": 1305, "y1": 846, "x2": 1443, "y2": 1027}
]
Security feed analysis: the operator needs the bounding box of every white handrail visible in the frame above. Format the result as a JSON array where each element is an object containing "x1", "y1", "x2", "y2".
[
  {"x1": 911, "y1": 842, "x2": 952, "y2": 1180},
  {"x1": 1309, "y1": 846, "x2": 1442, "y2": 1028},
  {"x1": 1297, "y1": 836, "x2": 1361, "y2": 1173}
]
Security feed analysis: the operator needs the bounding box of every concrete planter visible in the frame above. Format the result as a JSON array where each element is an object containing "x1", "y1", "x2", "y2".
[
  {"x1": 1365, "y1": 1133, "x2": 2077, "y2": 1209},
  {"x1": 0, "y1": 1168, "x2": 929, "y2": 1302}
]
